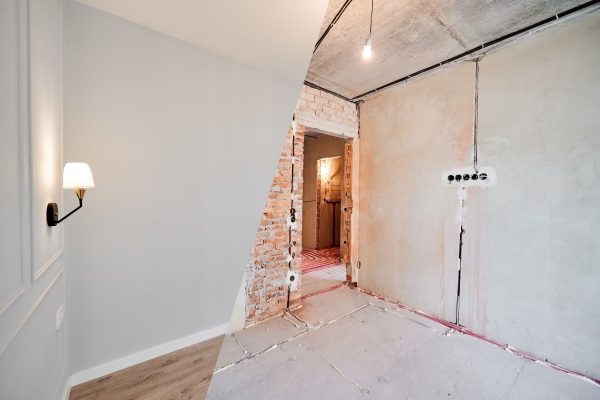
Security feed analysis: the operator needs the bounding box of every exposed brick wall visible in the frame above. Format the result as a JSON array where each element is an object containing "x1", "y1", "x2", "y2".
[
  {"x1": 295, "y1": 85, "x2": 359, "y2": 138},
  {"x1": 244, "y1": 85, "x2": 358, "y2": 326},
  {"x1": 245, "y1": 126, "x2": 304, "y2": 325}
]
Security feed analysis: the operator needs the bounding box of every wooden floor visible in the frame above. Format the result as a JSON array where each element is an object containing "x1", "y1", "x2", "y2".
[{"x1": 69, "y1": 335, "x2": 224, "y2": 400}]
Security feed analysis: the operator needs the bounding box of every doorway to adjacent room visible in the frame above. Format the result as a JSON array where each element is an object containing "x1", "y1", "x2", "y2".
[{"x1": 301, "y1": 131, "x2": 352, "y2": 298}]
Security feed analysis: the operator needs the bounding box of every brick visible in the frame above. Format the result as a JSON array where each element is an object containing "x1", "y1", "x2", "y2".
[
  {"x1": 305, "y1": 86, "x2": 320, "y2": 96},
  {"x1": 246, "y1": 84, "x2": 357, "y2": 327},
  {"x1": 245, "y1": 127, "x2": 303, "y2": 326}
]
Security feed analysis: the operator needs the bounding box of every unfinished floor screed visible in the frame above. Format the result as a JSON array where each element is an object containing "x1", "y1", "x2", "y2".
[
  {"x1": 240, "y1": 84, "x2": 359, "y2": 328},
  {"x1": 221, "y1": 6, "x2": 600, "y2": 398},
  {"x1": 207, "y1": 285, "x2": 600, "y2": 399}
]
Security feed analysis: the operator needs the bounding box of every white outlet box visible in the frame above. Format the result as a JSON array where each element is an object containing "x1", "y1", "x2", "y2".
[
  {"x1": 286, "y1": 270, "x2": 299, "y2": 291},
  {"x1": 56, "y1": 304, "x2": 64, "y2": 330}
]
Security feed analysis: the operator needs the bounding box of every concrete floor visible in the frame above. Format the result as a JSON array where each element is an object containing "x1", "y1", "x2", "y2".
[
  {"x1": 301, "y1": 264, "x2": 346, "y2": 297},
  {"x1": 207, "y1": 286, "x2": 600, "y2": 399}
]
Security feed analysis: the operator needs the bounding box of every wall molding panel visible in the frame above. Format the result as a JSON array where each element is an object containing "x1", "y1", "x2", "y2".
[
  {"x1": 34, "y1": 248, "x2": 65, "y2": 282},
  {"x1": 0, "y1": 268, "x2": 64, "y2": 355},
  {"x1": 28, "y1": 0, "x2": 65, "y2": 283},
  {"x1": 17, "y1": 0, "x2": 32, "y2": 287},
  {"x1": 0, "y1": 0, "x2": 68, "y2": 398},
  {"x1": 0, "y1": 0, "x2": 30, "y2": 347},
  {"x1": 0, "y1": 0, "x2": 65, "y2": 343},
  {"x1": 0, "y1": 288, "x2": 26, "y2": 317},
  {"x1": 0, "y1": 0, "x2": 27, "y2": 317}
]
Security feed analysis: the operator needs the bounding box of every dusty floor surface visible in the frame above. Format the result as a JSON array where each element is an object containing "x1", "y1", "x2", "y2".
[
  {"x1": 207, "y1": 286, "x2": 600, "y2": 399},
  {"x1": 301, "y1": 264, "x2": 346, "y2": 297}
]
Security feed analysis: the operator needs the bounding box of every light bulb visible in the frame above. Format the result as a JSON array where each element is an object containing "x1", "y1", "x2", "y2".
[
  {"x1": 320, "y1": 161, "x2": 330, "y2": 178},
  {"x1": 362, "y1": 37, "x2": 372, "y2": 59}
]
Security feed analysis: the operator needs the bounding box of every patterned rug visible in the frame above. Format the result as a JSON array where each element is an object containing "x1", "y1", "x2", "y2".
[{"x1": 301, "y1": 247, "x2": 341, "y2": 273}]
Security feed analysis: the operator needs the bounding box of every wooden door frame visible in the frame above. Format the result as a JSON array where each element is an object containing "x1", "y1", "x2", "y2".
[
  {"x1": 301, "y1": 129, "x2": 358, "y2": 284},
  {"x1": 342, "y1": 141, "x2": 353, "y2": 281}
]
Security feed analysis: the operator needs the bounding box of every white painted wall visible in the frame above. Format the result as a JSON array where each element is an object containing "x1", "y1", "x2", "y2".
[
  {"x1": 63, "y1": 0, "x2": 324, "y2": 375},
  {"x1": 0, "y1": 0, "x2": 70, "y2": 399}
]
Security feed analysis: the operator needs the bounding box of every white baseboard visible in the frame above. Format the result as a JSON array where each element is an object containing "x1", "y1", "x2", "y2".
[
  {"x1": 58, "y1": 375, "x2": 72, "y2": 400},
  {"x1": 69, "y1": 323, "x2": 228, "y2": 387}
]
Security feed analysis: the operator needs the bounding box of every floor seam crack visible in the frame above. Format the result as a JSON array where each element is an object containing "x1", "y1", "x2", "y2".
[{"x1": 328, "y1": 362, "x2": 370, "y2": 394}]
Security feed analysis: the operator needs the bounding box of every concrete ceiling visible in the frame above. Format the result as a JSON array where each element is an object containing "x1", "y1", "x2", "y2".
[
  {"x1": 75, "y1": 0, "x2": 328, "y2": 81},
  {"x1": 307, "y1": 0, "x2": 590, "y2": 99}
]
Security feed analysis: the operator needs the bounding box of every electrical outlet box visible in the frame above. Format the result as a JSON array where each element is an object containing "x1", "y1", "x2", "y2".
[
  {"x1": 442, "y1": 166, "x2": 496, "y2": 187},
  {"x1": 56, "y1": 304, "x2": 64, "y2": 330},
  {"x1": 286, "y1": 270, "x2": 299, "y2": 291}
]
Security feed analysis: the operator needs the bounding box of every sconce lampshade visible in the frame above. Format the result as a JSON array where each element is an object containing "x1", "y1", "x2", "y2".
[{"x1": 63, "y1": 162, "x2": 95, "y2": 189}]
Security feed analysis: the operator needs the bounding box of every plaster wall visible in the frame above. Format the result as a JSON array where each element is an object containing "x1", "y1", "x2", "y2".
[
  {"x1": 359, "y1": 62, "x2": 474, "y2": 322},
  {"x1": 460, "y1": 11, "x2": 600, "y2": 378},
  {"x1": 358, "y1": 10, "x2": 600, "y2": 378}
]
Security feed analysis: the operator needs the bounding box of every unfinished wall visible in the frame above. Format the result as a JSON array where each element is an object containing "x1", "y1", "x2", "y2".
[
  {"x1": 359, "y1": 10, "x2": 600, "y2": 379},
  {"x1": 460, "y1": 11, "x2": 600, "y2": 378},
  {"x1": 296, "y1": 85, "x2": 358, "y2": 138},
  {"x1": 240, "y1": 85, "x2": 358, "y2": 326},
  {"x1": 245, "y1": 128, "x2": 304, "y2": 325},
  {"x1": 303, "y1": 134, "x2": 346, "y2": 250},
  {"x1": 359, "y1": 62, "x2": 473, "y2": 322}
]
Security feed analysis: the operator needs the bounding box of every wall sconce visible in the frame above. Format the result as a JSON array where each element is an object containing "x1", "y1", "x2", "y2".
[{"x1": 47, "y1": 162, "x2": 95, "y2": 226}]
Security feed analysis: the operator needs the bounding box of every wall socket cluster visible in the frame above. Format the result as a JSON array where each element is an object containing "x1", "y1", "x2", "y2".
[
  {"x1": 442, "y1": 167, "x2": 496, "y2": 187},
  {"x1": 449, "y1": 172, "x2": 487, "y2": 182}
]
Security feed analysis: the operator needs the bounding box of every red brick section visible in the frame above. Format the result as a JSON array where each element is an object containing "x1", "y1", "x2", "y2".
[
  {"x1": 244, "y1": 85, "x2": 358, "y2": 326},
  {"x1": 245, "y1": 126, "x2": 304, "y2": 326},
  {"x1": 296, "y1": 86, "x2": 358, "y2": 137}
]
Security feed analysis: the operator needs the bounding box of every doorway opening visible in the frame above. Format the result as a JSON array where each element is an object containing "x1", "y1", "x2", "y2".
[{"x1": 301, "y1": 131, "x2": 352, "y2": 298}]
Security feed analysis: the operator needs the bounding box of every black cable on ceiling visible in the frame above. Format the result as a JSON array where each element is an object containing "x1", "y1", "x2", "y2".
[
  {"x1": 351, "y1": 0, "x2": 600, "y2": 101},
  {"x1": 313, "y1": 0, "x2": 354, "y2": 53},
  {"x1": 303, "y1": 80, "x2": 353, "y2": 102}
]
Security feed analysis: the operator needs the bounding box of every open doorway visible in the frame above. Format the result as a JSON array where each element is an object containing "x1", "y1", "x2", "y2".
[{"x1": 301, "y1": 131, "x2": 351, "y2": 297}]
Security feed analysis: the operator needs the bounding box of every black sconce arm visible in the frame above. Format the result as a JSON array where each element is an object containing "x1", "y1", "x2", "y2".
[{"x1": 47, "y1": 198, "x2": 84, "y2": 226}]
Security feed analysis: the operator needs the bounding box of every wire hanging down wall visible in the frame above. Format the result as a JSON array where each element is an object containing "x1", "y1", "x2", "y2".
[
  {"x1": 472, "y1": 59, "x2": 480, "y2": 172},
  {"x1": 450, "y1": 58, "x2": 487, "y2": 326},
  {"x1": 286, "y1": 121, "x2": 299, "y2": 310}
]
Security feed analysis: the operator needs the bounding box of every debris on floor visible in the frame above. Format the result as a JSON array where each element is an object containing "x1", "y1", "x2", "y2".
[{"x1": 207, "y1": 286, "x2": 600, "y2": 399}]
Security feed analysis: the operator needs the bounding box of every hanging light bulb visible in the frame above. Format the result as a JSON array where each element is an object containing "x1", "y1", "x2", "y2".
[
  {"x1": 362, "y1": 37, "x2": 372, "y2": 59},
  {"x1": 362, "y1": 0, "x2": 374, "y2": 60}
]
